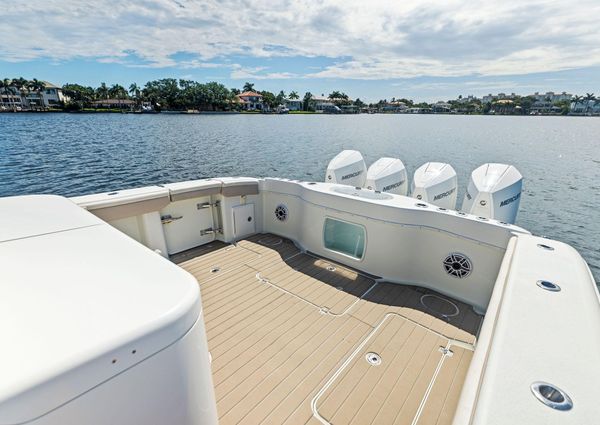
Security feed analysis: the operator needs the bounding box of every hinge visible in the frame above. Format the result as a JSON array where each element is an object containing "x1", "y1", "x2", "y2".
[
  {"x1": 197, "y1": 201, "x2": 221, "y2": 209},
  {"x1": 201, "y1": 227, "x2": 223, "y2": 236}
]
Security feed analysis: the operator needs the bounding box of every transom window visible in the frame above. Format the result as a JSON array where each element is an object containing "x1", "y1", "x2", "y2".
[{"x1": 323, "y1": 218, "x2": 366, "y2": 259}]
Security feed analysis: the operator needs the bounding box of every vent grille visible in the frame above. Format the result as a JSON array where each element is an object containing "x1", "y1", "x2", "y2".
[
  {"x1": 274, "y1": 204, "x2": 288, "y2": 222},
  {"x1": 443, "y1": 253, "x2": 472, "y2": 278}
]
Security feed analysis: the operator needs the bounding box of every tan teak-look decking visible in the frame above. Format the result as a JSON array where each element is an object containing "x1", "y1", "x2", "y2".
[{"x1": 172, "y1": 234, "x2": 483, "y2": 425}]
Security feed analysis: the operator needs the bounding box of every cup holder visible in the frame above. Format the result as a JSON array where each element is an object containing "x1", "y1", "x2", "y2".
[{"x1": 531, "y1": 381, "x2": 573, "y2": 411}]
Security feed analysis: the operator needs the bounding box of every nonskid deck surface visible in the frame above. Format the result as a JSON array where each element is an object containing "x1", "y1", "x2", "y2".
[{"x1": 174, "y1": 234, "x2": 482, "y2": 425}]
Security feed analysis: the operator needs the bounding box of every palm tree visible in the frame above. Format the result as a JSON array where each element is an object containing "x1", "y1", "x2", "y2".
[
  {"x1": 584, "y1": 93, "x2": 595, "y2": 114},
  {"x1": 11, "y1": 77, "x2": 29, "y2": 110},
  {"x1": 108, "y1": 83, "x2": 127, "y2": 99},
  {"x1": 289, "y1": 91, "x2": 299, "y2": 99},
  {"x1": 302, "y1": 91, "x2": 313, "y2": 111},
  {"x1": 571, "y1": 95, "x2": 582, "y2": 113},
  {"x1": 129, "y1": 83, "x2": 141, "y2": 107},
  {"x1": 108, "y1": 84, "x2": 128, "y2": 109},
  {"x1": 242, "y1": 82, "x2": 255, "y2": 92},
  {"x1": 29, "y1": 78, "x2": 46, "y2": 110},
  {"x1": 96, "y1": 82, "x2": 109, "y2": 100}
]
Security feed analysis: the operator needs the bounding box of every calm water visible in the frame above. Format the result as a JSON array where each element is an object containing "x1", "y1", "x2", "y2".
[{"x1": 1, "y1": 113, "x2": 599, "y2": 281}]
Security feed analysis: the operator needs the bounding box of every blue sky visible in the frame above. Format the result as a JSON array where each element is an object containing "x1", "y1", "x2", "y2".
[{"x1": 2, "y1": 0, "x2": 599, "y2": 102}]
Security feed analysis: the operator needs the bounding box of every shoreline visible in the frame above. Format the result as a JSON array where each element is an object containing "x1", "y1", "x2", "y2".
[{"x1": 0, "y1": 109, "x2": 598, "y2": 117}]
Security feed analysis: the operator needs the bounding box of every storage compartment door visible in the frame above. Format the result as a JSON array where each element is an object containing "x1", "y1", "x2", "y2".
[
  {"x1": 161, "y1": 197, "x2": 215, "y2": 255},
  {"x1": 232, "y1": 204, "x2": 255, "y2": 239}
]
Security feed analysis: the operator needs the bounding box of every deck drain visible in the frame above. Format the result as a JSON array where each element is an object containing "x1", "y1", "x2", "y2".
[
  {"x1": 326, "y1": 265, "x2": 337, "y2": 272},
  {"x1": 439, "y1": 346, "x2": 454, "y2": 357},
  {"x1": 210, "y1": 266, "x2": 221, "y2": 273},
  {"x1": 365, "y1": 352, "x2": 382, "y2": 366},
  {"x1": 420, "y1": 294, "x2": 460, "y2": 318}
]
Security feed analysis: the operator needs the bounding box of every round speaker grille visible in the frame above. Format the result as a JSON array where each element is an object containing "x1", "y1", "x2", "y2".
[
  {"x1": 274, "y1": 204, "x2": 288, "y2": 221},
  {"x1": 443, "y1": 253, "x2": 472, "y2": 278}
]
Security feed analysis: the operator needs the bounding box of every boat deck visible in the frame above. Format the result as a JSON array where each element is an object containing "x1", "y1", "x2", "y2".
[{"x1": 172, "y1": 234, "x2": 483, "y2": 425}]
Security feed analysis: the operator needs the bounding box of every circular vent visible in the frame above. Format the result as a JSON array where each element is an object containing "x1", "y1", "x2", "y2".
[
  {"x1": 443, "y1": 253, "x2": 472, "y2": 278},
  {"x1": 274, "y1": 204, "x2": 288, "y2": 222}
]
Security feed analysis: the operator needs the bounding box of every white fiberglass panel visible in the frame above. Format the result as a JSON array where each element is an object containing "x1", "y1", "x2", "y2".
[{"x1": 0, "y1": 196, "x2": 202, "y2": 424}]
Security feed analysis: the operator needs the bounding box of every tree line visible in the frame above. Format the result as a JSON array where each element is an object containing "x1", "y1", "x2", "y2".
[
  {"x1": 5, "y1": 76, "x2": 593, "y2": 114},
  {"x1": 1, "y1": 76, "x2": 369, "y2": 112}
]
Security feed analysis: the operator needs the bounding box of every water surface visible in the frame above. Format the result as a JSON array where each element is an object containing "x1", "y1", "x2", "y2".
[{"x1": 1, "y1": 113, "x2": 598, "y2": 281}]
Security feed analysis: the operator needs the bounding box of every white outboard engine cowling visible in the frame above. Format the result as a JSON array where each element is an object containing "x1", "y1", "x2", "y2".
[
  {"x1": 411, "y1": 162, "x2": 458, "y2": 209},
  {"x1": 325, "y1": 150, "x2": 367, "y2": 187},
  {"x1": 462, "y1": 163, "x2": 523, "y2": 224},
  {"x1": 364, "y1": 157, "x2": 408, "y2": 195}
]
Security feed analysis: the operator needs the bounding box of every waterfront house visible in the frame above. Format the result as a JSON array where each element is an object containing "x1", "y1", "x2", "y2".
[
  {"x1": 408, "y1": 107, "x2": 432, "y2": 114},
  {"x1": 0, "y1": 91, "x2": 23, "y2": 110},
  {"x1": 530, "y1": 101, "x2": 562, "y2": 115},
  {"x1": 531, "y1": 91, "x2": 572, "y2": 103},
  {"x1": 284, "y1": 98, "x2": 303, "y2": 111},
  {"x1": 0, "y1": 81, "x2": 67, "y2": 110},
  {"x1": 381, "y1": 100, "x2": 408, "y2": 113},
  {"x1": 455, "y1": 95, "x2": 478, "y2": 104},
  {"x1": 432, "y1": 102, "x2": 452, "y2": 113},
  {"x1": 490, "y1": 99, "x2": 518, "y2": 114},
  {"x1": 308, "y1": 95, "x2": 335, "y2": 112},
  {"x1": 236, "y1": 91, "x2": 264, "y2": 111},
  {"x1": 570, "y1": 99, "x2": 600, "y2": 115},
  {"x1": 482, "y1": 93, "x2": 517, "y2": 104},
  {"x1": 482, "y1": 94, "x2": 497, "y2": 104},
  {"x1": 41, "y1": 82, "x2": 69, "y2": 107}
]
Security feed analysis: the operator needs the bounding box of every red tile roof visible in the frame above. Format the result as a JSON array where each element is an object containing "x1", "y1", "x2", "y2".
[{"x1": 238, "y1": 91, "x2": 263, "y2": 98}]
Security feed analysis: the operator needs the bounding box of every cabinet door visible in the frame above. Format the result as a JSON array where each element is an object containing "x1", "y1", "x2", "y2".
[
  {"x1": 232, "y1": 204, "x2": 255, "y2": 239},
  {"x1": 161, "y1": 197, "x2": 215, "y2": 255}
]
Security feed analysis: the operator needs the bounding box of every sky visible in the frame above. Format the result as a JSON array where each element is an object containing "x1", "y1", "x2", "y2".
[{"x1": 1, "y1": 0, "x2": 599, "y2": 102}]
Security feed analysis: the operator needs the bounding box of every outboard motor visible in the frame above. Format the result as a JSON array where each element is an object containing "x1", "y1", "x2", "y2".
[
  {"x1": 364, "y1": 157, "x2": 408, "y2": 195},
  {"x1": 462, "y1": 163, "x2": 523, "y2": 224},
  {"x1": 325, "y1": 150, "x2": 367, "y2": 187},
  {"x1": 411, "y1": 162, "x2": 458, "y2": 209}
]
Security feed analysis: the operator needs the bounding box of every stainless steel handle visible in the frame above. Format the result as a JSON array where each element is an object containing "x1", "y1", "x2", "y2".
[{"x1": 161, "y1": 214, "x2": 183, "y2": 224}]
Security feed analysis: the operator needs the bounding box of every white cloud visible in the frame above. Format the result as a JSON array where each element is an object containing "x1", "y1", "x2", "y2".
[
  {"x1": 230, "y1": 65, "x2": 298, "y2": 80},
  {"x1": 1, "y1": 0, "x2": 599, "y2": 80}
]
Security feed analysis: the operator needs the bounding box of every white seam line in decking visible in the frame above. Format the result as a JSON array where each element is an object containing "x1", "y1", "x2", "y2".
[{"x1": 310, "y1": 313, "x2": 475, "y2": 425}]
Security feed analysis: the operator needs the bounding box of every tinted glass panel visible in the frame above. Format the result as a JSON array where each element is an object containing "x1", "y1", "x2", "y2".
[{"x1": 323, "y1": 218, "x2": 365, "y2": 259}]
